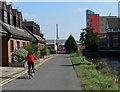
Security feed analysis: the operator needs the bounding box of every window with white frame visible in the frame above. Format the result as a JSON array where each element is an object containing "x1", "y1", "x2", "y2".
[
  {"x1": 4, "y1": 10, "x2": 7, "y2": 23},
  {"x1": 10, "y1": 14, "x2": 12, "y2": 25}
]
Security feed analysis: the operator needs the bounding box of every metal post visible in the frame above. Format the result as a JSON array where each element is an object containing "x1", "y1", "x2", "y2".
[{"x1": 56, "y1": 24, "x2": 58, "y2": 54}]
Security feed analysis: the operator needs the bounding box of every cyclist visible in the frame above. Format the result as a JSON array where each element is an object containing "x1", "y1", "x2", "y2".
[{"x1": 26, "y1": 52, "x2": 38, "y2": 79}]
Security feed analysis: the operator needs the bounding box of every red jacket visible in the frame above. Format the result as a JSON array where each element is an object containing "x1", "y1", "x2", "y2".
[{"x1": 26, "y1": 53, "x2": 37, "y2": 62}]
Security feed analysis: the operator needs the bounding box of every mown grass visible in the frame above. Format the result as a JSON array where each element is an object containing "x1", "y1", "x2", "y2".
[{"x1": 70, "y1": 53, "x2": 119, "y2": 91}]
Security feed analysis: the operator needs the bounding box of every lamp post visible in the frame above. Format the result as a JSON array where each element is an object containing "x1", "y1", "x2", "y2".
[{"x1": 56, "y1": 24, "x2": 59, "y2": 54}]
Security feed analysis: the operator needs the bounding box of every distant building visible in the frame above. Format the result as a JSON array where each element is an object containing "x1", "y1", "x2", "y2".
[
  {"x1": 46, "y1": 40, "x2": 57, "y2": 53},
  {"x1": 12, "y1": 9, "x2": 22, "y2": 29},
  {"x1": 99, "y1": 16, "x2": 117, "y2": 48},
  {"x1": 88, "y1": 14, "x2": 99, "y2": 33},
  {"x1": 106, "y1": 18, "x2": 120, "y2": 49},
  {"x1": 46, "y1": 40, "x2": 66, "y2": 52},
  {"x1": 86, "y1": 9, "x2": 95, "y2": 27},
  {"x1": 22, "y1": 20, "x2": 40, "y2": 35},
  {"x1": 86, "y1": 9, "x2": 99, "y2": 33},
  {"x1": 99, "y1": 16, "x2": 117, "y2": 33}
]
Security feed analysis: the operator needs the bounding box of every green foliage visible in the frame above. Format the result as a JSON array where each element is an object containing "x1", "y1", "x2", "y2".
[
  {"x1": 12, "y1": 48, "x2": 28, "y2": 62},
  {"x1": 70, "y1": 53, "x2": 119, "y2": 90},
  {"x1": 40, "y1": 46, "x2": 50, "y2": 56},
  {"x1": 96, "y1": 62, "x2": 110, "y2": 73},
  {"x1": 80, "y1": 28, "x2": 99, "y2": 51},
  {"x1": 96, "y1": 62, "x2": 117, "y2": 76},
  {"x1": 65, "y1": 35, "x2": 78, "y2": 53},
  {"x1": 80, "y1": 31, "x2": 85, "y2": 44},
  {"x1": 22, "y1": 43, "x2": 38, "y2": 56}
]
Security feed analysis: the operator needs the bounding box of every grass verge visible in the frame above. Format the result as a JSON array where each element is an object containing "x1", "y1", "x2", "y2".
[{"x1": 70, "y1": 53, "x2": 119, "y2": 91}]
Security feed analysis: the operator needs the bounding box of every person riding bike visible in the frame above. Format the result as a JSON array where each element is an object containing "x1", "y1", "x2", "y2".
[{"x1": 26, "y1": 52, "x2": 38, "y2": 78}]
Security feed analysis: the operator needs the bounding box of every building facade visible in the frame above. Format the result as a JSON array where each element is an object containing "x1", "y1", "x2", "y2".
[
  {"x1": 0, "y1": 1, "x2": 8, "y2": 23},
  {"x1": 22, "y1": 21, "x2": 40, "y2": 35},
  {"x1": 6, "y1": 5, "x2": 13, "y2": 25},
  {"x1": 86, "y1": 9, "x2": 95, "y2": 27},
  {"x1": 88, "y1": 14, "x2": 99, "y2": 33},
  {"x1": 99, "y1": 16, "x2": 117, "y2": 33},
  {"x1": 106, "y1": 18, "x2": 120, "y2": 49}
]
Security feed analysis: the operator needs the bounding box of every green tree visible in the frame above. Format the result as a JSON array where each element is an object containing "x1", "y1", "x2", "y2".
[
  {"x1": 65, "y1": 35, "x2": 78, "y2": 53},
  {"x1": 80, "y1": 28, "x2": 99, "y2": 51},
  {"x1": 22, "y1": 43, "x2": 38, "y2": 56},
  {"x1": 80, "y1": 31, "x2": 85, "y2": 44}
]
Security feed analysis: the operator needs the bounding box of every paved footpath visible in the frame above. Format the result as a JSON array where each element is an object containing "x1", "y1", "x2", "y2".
[{"x1": 2, "y1": 54, "x2": 82, "y2": 90}]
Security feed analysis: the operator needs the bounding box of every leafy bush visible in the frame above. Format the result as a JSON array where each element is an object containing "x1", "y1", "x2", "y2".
[
  {"x1": 46, "y1": 47, "x2": 50, "y2": 55},
  {"x1": 96, "y1": 62, "x2": 110, "y2": 74},
  {"x1": 40, "y1": 46, "x2": 50, "y2": 56},
  {"x1": 12, "y1": 48, "x2": 28, "y2": 62},
  {"x1": 22, "y1": 43, "x2": 38, "y2": 56},
  {"x1": 65, "y1": 35, "x2": 78, "y2": 53}
]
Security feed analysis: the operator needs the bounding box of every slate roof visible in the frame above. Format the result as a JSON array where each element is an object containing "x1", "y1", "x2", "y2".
[
  {"x1": 0, "y1": 22, "x2": 8, "y2": 34},
  {"x1": 22, "y1": 24, "x2": 46, "y2": 43},
  {"x1": 107, "y1": 18, "x2": 120, "y2": 29},
  {"x1": 0, "y1": 20, "x2": 36, "y2": 41},
  {"x1": 33, "y1": 34, "x2": 46, "y2": 43}
]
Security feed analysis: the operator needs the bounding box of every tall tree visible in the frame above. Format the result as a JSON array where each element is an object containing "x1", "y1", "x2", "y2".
[
  {"x1": 80, "y1": 28, "x2": 99, "y2": 51},
  {"x1": 65, "y1": 35, "x2": 78, "y2": 53}
]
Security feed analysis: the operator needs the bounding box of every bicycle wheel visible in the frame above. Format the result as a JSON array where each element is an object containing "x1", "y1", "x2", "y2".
[{"x1": 28, "y1": 69, "x2": 32, "y2": 79}]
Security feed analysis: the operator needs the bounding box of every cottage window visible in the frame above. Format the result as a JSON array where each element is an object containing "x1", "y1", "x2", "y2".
[
  {"x1": 16, "y1": 41, "x2": 20, "y2": 49},
  {"x1": 10, "y1": 40, "x2": 14, "y2": 52},
  {"x1": 10, "y1": 14, "x2": 12, "y2": 25},
  {"x1": 22, "y1": 42, "x2": 26, "y2": 46},
  {"x1": 4, "y1": 11, "x2": 7, "y2": 23}
]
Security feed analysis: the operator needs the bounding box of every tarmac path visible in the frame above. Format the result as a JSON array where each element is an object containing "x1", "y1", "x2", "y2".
[{"x1": 2, "y1": 54, "x2": 82, "y2": 91}]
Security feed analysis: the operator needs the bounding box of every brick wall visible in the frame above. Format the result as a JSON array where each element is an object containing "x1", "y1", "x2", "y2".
[
  {"x1": 107, "y1": 32, "x2": 120, "y2": 48},
  {"x1": 8, "y1": 38, "x2": 30, "y2": 64},
  {"x1": 2, "y1": 34, "x2": 10, "y2": 66}
]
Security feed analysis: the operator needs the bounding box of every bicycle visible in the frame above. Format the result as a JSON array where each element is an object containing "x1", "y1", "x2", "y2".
[{"x1": 28, "y1": 68, "x2": 35, "y2": 79}]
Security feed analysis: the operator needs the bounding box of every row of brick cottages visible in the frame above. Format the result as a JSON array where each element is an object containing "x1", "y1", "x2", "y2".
[{"x1": 0, "y1": 2, "x2": 46, "y2": 66}]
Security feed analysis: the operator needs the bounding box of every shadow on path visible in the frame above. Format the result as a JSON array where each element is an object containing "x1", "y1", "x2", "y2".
[
  {"x1": 60, "y1": 62, "x2": 92, "y2": 67},
  {"x1": 17, "y1": 76, "x2": 28, "y2": 79}
]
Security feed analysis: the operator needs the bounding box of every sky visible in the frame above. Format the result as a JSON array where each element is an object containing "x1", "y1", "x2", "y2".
[{"x1": 11, "y1": 1, "x2": 119, "y2": 40}]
